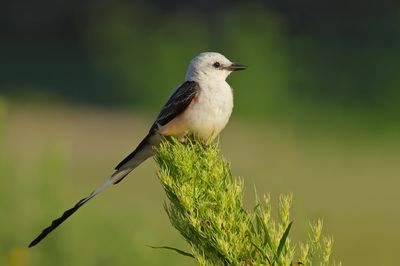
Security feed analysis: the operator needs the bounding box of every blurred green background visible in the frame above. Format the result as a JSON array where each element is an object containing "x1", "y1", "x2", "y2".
[{"x1": 1, "y1": 1, "x2": 400, "y2": 265}]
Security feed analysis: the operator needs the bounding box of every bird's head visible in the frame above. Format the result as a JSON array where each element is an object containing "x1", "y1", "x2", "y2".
[{"x1": 185, "y1": 52, "x2": 246, "y2": 82}]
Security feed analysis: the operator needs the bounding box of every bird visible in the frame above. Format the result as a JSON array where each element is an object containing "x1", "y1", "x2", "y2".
[{"x1": 29, "y1": 52, "x2": 246, "y2": 247}]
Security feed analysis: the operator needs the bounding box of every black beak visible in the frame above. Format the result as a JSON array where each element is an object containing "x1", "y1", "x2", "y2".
[{"x1": 224, "y1": 63, "x2": 247, "y2": 71}]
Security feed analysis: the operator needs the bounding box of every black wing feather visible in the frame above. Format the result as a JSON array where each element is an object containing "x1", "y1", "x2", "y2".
[
  {"x1": 150, "y1": 80, "x2": 199, "y2": 131},
  {"x1": 115, "y1": 81, "x2": 199, "y2": 170}
]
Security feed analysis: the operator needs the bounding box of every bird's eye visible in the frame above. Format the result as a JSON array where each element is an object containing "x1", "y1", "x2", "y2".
[{"x1": 213, "y1": 62, "x2": 221, "y2": 68}]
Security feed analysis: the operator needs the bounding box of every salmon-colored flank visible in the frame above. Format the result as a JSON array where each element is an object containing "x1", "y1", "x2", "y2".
[{"x1": 159, "y1": 92, "x2": 199, "y2": 138}]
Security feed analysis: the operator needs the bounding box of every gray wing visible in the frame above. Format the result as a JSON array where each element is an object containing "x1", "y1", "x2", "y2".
[
  {"x1": 115, "y1": 80, "x2": 199, "y2": 170},
  {"x1": 149, "y1": 80, "x2": 199, "y2": 132}
]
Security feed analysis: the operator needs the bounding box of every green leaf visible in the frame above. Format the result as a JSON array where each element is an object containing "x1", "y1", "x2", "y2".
[
  {"x1": 257, "y1": 214, "x2": 274, "y2": 251},
  {"x1": 250, "y1": 239, "x2": 270, "y2": 264},
  {"x1": 253, "y1": 206, "x2": 261, "y2": 234},
  {"x1": 254, "y1": 185, "x2": 260, "y2": 207},
  {"x1": 275, "y1": 221, "x2": 293, "y2": 263},
  {"x1": 147, "y1": 245, "x2": 194, "y2": 258}
]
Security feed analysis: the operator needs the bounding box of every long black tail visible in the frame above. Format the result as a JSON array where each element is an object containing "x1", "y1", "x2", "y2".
[
  {"x1": 29, "y1": 196, "x2": 90, "y2": 247},
  {"x1": 29, "y1": 134, "x2": 157, "y2": 247},
  {"x1": 28, "y1": 168, "x2": 131, "y2": 247}
]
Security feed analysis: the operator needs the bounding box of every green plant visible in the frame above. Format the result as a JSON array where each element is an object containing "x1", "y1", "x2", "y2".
[{"x1": 154, "y1": 137, "x2": 340, "y2": 266}]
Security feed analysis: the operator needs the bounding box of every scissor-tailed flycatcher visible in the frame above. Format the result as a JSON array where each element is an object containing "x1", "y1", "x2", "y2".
[{"x1": 29, "y1": 52, "x2": 246, "y2": 247}]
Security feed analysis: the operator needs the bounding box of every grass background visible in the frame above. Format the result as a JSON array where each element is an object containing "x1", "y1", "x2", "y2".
[{"x1": 1, "y1": 101, "x2": 399, "y2": 265}]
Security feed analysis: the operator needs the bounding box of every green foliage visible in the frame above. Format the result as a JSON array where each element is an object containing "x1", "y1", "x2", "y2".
[{"x1": 155, "y1": 137, "x2": 339, "y2": 265}]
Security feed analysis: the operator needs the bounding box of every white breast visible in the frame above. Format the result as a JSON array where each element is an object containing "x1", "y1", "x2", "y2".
[{"x1": 184, "y1": 80, "x2": 233, "y2": 140}]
